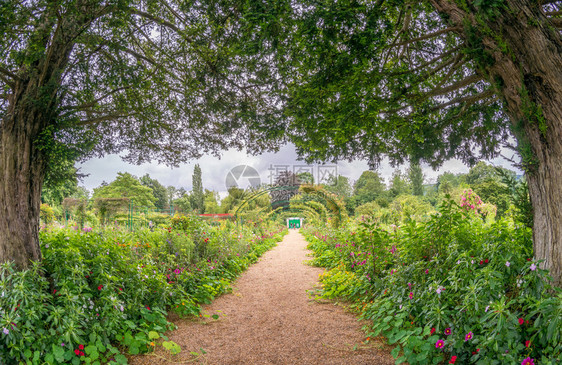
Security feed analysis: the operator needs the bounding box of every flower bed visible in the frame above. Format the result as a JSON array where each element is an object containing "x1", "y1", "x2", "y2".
[
  {"x1": 0, "y1": 219, "x2": 286, "y2": 364},
  {"x1": 304, "y1": 200, "x2": 561, "y2": 365}
]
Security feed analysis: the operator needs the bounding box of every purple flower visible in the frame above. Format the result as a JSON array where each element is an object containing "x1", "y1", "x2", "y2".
[
  {"x1": 530, "y1": 263, "x2": 537, "y2": 271},
  {"x1": 2, "y1": 328, "x2": 8, "y2": 335},
  {"x1": 505, "y1": 261, "x2": 510, "y2": 267},
  {"x1": 485, "y1": 305, "x2": 490, "y2": 312},
  {"x1": 444, "y1": 328, "x2": 452, "y2": 335}
]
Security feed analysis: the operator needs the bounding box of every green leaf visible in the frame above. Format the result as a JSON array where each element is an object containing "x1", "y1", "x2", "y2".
[
  {"x1": 391, "y1": 346, "x2": 401, "y2": 359},
  {"x1": 45, "y1": 354, "x2": 55, "y2": 364},
  {"x1": 212, "y1": 314, "x2": 219, "y2": 320},
  {"x1": 114, "y1": 354, "x2": 128, "y2": 364},
  {"x1": 148, "y1": 331, "x2": 160, "y2": 340}
]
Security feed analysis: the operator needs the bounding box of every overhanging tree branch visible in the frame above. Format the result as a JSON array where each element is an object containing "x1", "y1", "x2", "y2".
[
  {"x1": 426, "y1": 73, "x2": 483, "y2": 98},
  {"x1": 76, "y1": 112, "x2": 138, "y2": 127},
  {"x1": 429, "y1": 89, "x2": 495, "y2": 111}
]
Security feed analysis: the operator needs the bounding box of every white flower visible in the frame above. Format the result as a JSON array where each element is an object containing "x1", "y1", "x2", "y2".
[
  {"x1": 505, "y1": 261, "x2": 510, "y2": 267},
  {"x1": 45, "y1": 244, "x2": 49, "y2": 248}
]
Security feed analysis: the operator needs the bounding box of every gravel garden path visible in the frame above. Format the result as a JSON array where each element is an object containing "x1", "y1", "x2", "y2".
[{"x1": 130, "y1": 230, "x2": 394, "y2": 365}]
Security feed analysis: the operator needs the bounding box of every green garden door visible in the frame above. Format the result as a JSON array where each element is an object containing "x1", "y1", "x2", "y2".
[{"x1": 288, "y1": 218, "x2": 302, "y2": 228}]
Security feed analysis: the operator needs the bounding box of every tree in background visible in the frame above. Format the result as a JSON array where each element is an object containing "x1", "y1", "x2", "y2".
[
  {"x1": 352, "y1": 171, "x2": 386, "y2": 206},
  {"x1": 324, "y1": 175, "x2": 353, "y2": 198},
  {"x1": 389, "y1": 169, "x2": 410, "y2": 198},
  {"x1": 92, "y1": 173, "x2": 155, "y2": 208},
  {"x1": 192, "y1": 164, "x2": 205, "y2": 214},
  {"x1": 220, "y1": 187, "x2": 245, "y2": 213},
  {"x1": 204, "y1": 190, "x2": 220, "y2": 214},
  {"x1": 140, "y1": 174, "x2": 168, "y2": 210},
  {"x1": 408, "y1": 163, "x2": 425, "y2": 197},
  {"x1": 173, "y1": 194, "x2": 192, "y2": 214},
  {"x1": 437, "y1": 173, "x2": 463, "y2": 196}
]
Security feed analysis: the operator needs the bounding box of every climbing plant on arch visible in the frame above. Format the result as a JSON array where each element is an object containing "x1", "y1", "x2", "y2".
[{"x1": 298, "y1": 185, "x2": 348, "y2": 228}]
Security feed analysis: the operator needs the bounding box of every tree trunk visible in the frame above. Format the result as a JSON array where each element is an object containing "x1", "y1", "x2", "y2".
[
  {"x1": 0, "y1": 91, "x2": 47, "y2": 268},
  {"x1": 431, "y1": 0, "x2": 562, "y2": 286}
]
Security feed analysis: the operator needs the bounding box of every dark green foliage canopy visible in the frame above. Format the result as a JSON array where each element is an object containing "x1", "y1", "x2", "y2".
[
  {"x1": 235, "y1": 0, "x2": 516, "y2": 168},
  {"x1": 0, "y1": 0, "x2": 284, "y2": 171}
]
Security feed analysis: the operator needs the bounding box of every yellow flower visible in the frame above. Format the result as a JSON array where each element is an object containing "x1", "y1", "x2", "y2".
[{"x1": 150, "y1": 342, "x2": 155, "y2": 347}]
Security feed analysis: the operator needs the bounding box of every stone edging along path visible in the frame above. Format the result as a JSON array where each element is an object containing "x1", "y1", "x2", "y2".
[{"x1": 130, "y1": 230, "x2": 394, "y2": 364}]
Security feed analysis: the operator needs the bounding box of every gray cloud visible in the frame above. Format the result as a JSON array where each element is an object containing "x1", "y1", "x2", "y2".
[{"x1": 78, "y1": 143, "x2": 521, "y2": 195}]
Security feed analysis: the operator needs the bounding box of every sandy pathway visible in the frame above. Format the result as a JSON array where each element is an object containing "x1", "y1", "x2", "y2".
[{"x1": 130, "y1": 230, "x2": 394, "y2": 365}]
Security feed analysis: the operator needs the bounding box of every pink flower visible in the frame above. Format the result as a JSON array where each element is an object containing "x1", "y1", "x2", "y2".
[
  {"x1": 435, "y1": 339, "x2": 444, "y2": 349},
  {"x1": 409, "y1": 292, "x2": 413, "y2": 299},
  {"x1": 465, "y1": 332, "x2": 473, "y2": 341},
  {"x1": 530, "y1": 263, "x2": 537, "y2": 271},
  {"x1": 521, "y1": 357, "x2": 535, "y2": 365},
  {"x1": 518, "y1": 318, "x2": 524, "y2": 325},
  {"x1": 444, "y1": 328, "x2": 452, "y2": 335},
  {"x1": 425, "y1": 269, "x2": 429, "y2": 274}
]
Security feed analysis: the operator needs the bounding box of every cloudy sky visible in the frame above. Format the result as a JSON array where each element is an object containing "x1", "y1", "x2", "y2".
[{"x1": 78, "y1": 143, "x2": 520, "y2": 198}]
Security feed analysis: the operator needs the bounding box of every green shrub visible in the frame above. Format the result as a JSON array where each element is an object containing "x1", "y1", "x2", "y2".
[
  {"x1": 304, "y1": 200, "x2": 560, "y2": 365},
  {"x1": 0, "y1": 222, "x2": 286, "y2": 364}
]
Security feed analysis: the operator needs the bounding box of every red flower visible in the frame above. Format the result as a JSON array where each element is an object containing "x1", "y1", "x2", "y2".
[
  {"x1": 479, "y1": 260, "x2": 484, "y2": 265},
  {"x1": 449, "y1": 355, "x2": 457, "y2": 364},
  {"x1": 430, "y1": 328, "x2": 436, "y2": 335},
  {"x1": 476, "y1": 348, "x2": 480, "y2": 352},
  {"x1": 525, "y1": 340, "x2": 531, "y2": 347},
  {"x1": 98, "y1": 285, "x2": 103, "y2": 291},
  {"x1": 485, "y1": 259, "x2": 489, "y2": 263},
  {"x1": 146, "y1": 306, "x2": 150, "y2": 310},
  {"x1": 472, "y1": 351, "x2": 477, "y2": 355},
  {"x1": 53, "y1": 289, "x2": 57, "y2": 294},
  {"x1": 80, "y1": 352, "x2": 85, "y2": 357},
  {"x1": 74, "y1": 349, "x2": 80, "y2": 355},
  {"x1": 518, "y1": 318, "x2": 524, "y2": 325},
  {"x1": 78, "y1": 344, "x2": 84, "y2": 350}
]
